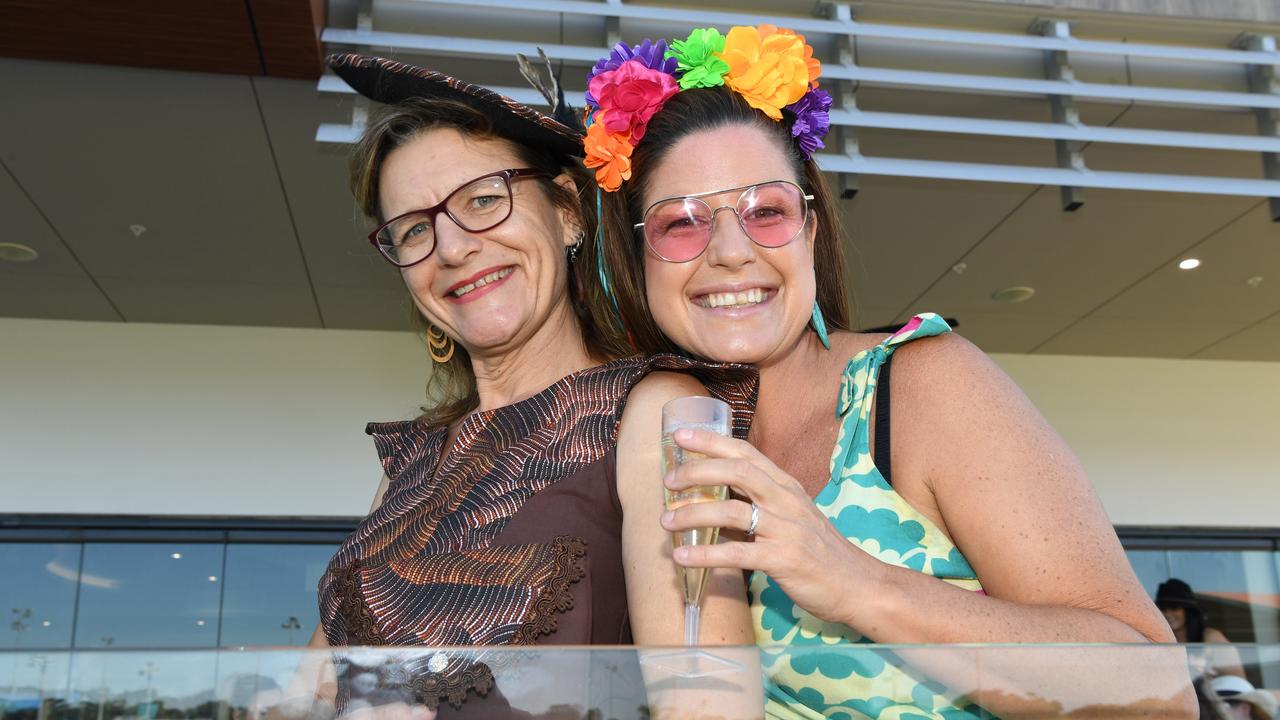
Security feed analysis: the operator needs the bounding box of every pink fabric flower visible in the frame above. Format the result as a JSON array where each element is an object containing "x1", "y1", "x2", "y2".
[{"x1": 587, "y1": 59, "x2": 679, "y2": 143}]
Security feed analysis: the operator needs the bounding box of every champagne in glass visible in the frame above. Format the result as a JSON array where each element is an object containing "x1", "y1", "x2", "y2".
[{"x1": 661, "y1": 396, "x2": 731, "y2": 646}]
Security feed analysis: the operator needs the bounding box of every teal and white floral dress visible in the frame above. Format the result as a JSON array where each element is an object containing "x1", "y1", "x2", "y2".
[{"x1": 750, "y1": 314, "x2": 993, "y2": 720}]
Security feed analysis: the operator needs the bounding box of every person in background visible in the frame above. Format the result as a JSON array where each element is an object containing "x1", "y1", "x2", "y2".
[
  {"x1": 589, "y1": 23, "x2": 1178, "y2": 719},
  {"x1": 1157, "y1": 578, "x2": 1246, "y2": 679},
  {"x1": 1211, "y1": 676, "x2": 1277, "y2": 720}
]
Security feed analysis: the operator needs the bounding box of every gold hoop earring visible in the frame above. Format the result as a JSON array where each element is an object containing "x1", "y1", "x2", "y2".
[{"x1": 427, "y1": 325, "x2": 455, "y2": 364}]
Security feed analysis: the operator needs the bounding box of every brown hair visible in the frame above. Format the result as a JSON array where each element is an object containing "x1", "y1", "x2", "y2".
[
  {"x1": 351, "y1": 98, "x2": 631, "y2": 426},
  {"x1": 597, "y1": 86, "x2": 852, "y2": 355}
]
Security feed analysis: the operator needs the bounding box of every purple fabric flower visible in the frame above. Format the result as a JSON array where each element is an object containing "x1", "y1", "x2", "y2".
[
  {"x1": 585, "y1": 39, "x2": 678, "y2": 107},
  {"x1": 785, "y1": 87, "x2": 832, "y2": 159}
]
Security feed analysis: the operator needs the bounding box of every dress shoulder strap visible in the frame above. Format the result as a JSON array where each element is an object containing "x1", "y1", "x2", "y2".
[
  {"x1": 836, "y1": 313, "x2": 951, "y2": 418},
  {"x1": 830, "y1": 314, "x2": 951, "y2": 483}
]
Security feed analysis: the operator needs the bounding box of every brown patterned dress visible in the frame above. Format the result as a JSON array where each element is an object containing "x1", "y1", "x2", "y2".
[{"x1": 317, "y1": 355, "x2": 757, "y2": 715}]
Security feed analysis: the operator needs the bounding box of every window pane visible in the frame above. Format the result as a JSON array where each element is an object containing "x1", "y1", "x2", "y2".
[
  {"x1": 1166, "y1": 550, "x2": 1280, "y2": 644},
  {"x1": 73, "y1": 543, "x2": 223, "y2": 648},
  {"x1": 1124, "y1": 550, "x2": 1170, "y2": 600},
  {"x1": 219, "y1": 544, "x2": 335, "y2": 646},
  {"x1": 0, "y1": 543, "x2": 81, "y2": 649}
]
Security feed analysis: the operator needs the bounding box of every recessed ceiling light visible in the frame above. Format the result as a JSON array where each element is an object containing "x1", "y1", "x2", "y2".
[
  {"x1": 0, "y1": 242, "x2": 38, "y2": 263},
  {"x1": 1178, "y1": 258, "x2": 1201, "y2": 270},
  {"x1": 196, "y1": 620, "x2": 206, "y2": 626},
  {"x1": 992, "y1": 286, "x2": 1036, "y2": 304},
  {"x1": 171, "y1": 552, "x2": 183, "y2": 560},
  {"x1": 41, "y1": 621, "x2": 51, "y2": 627},
  {"x1": 208, "y1": 576, "x2": 218, "y2": 582}
]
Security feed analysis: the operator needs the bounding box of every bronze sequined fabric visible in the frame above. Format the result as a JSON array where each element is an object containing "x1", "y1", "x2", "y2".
[{"x1": 318, "y1": 354, "x2": 757, "y2": 712}]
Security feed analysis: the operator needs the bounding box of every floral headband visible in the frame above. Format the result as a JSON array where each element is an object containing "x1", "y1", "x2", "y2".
[{"x1": 581, "y1": 25, "x2": 832, "y2": 192}]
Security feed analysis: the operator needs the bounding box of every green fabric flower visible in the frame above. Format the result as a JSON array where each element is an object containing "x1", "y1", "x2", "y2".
[{"x1": 666, "y1": 27, "x2": 730, "y2": 89}]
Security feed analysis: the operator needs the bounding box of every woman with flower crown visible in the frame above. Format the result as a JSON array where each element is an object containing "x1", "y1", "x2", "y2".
[{"x1": 586, "y1": 25, "x2": 1180, "y2": 719}]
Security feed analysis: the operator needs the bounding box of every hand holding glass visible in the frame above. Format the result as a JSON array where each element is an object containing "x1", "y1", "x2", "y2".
[{"x1": 661, "y1": 396, "x2": 731, "y2": 646}]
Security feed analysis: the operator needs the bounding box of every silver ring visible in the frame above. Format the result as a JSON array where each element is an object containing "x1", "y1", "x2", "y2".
[{"x1": 746, "y1": 502, "x2": 760, "y2": 537}]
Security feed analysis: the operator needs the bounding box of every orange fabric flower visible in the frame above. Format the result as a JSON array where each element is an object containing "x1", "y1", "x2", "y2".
[
  {"x1": 717, "y1": 25, "x2": 813, "y2": 120},
  {"x1": 759, "y1": 25, "x2": 821, "y2": 88},
  {"x1": 583, "y1": 112, "x2": 633, "y2": 192}
]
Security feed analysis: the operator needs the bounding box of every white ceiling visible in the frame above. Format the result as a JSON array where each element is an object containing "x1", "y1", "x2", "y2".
[
  {"x1": 0, "y1": 59, "x2": 413, "y2": 332},
  {"x1": 2, "y1": 0, "x2": 1279, "y2": 360}
]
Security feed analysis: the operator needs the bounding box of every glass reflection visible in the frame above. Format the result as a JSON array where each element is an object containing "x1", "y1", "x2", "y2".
[
  {"x1": 1167, "y1": 550, "x2": 1280, "y2": 643},
  {"x1": 64, "y1": 651, "x2": 220, "y2": 720},
  {"x1": 0, "y1": 652, "x2": 72, "y2": 720},
  {"x1": 73, "y1": 544, "x2": 223, "y2": 649},
  {"x1": 220, "y1": 544, "x2": 335, "y2": 646},
  {"x1": 3, "y1": 644, "x2": 1253, "y2": 720},
  {"x1": 0, "y1": 544, "x2": 81, "y2": 650},
  {"x1": 1126, "y1": 549, "x2": 1172, "y2": 598}
]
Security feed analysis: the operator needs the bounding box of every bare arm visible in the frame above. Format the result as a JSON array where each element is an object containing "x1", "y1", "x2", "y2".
[
  {"x1": 618, "y1": 372, "x2": 753, "y2": 646},
  {"x1": 1203, "y1": 627, "x2": 1246, "y2": 679},
  {"x1": 855, "y1": 333, "x2": 1172, "y2": 645},
  {"x1": 617, "y1": 372, "x2": 759, "y2": 719}
]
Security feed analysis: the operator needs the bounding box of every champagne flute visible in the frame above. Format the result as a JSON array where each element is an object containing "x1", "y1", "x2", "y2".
[{"x1": 661, "y1": 395, "x2": 731, "y2": 646}]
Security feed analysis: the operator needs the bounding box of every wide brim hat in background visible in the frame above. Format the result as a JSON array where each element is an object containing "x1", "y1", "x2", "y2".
[
  {"x1": 327, "y1": 53, "x2": 584, "y2": 159},
  {"x1": 1211, "y1": 675, "x2": 1278, "y2": 720},
  {"x1": 1155, "y1": 578, "x2": 1201, "y2": 609}
]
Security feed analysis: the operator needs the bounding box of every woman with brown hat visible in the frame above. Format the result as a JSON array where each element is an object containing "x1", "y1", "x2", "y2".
[{"x1": 288, "y1": 55, "x2": 759, "y2": 717}]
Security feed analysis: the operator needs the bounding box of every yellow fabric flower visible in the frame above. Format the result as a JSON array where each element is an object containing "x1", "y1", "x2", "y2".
[
  {"x1": 759, "y1": 25, "x2": 821, "y2": 88},
  {"x1": 717, "y1": 25, "x2": 812, "y2": 120}
]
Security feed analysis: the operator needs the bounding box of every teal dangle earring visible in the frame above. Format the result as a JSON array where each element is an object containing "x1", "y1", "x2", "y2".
[{"x1": 811, "y1": 301, "x2": 831, "y2": 350}]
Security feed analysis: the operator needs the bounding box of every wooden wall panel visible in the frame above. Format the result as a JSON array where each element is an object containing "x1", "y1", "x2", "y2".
[
  {"x1": 0, "y1": 0, "x2": 323, "y2": 78},
  {"x1": 249, "y1": 0, "x2": 325, "y2": 79},
  {"x1": 0, "y1": 0, "x2": 262, "y2": 75}
]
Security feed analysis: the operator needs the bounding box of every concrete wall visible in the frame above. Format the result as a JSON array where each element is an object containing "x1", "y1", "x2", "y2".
[
  {"x1": 0, "y1": 318, "x2": 425, "y2": 518},
  {"x1": 1, "y1": 317, "x2": 1277, "y2": 527},
  {"x1": 996, "y1": 353, "x2": 1280, "y2": 529}
]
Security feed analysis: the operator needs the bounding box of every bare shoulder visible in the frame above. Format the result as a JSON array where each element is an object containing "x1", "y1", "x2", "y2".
[
  {"x1": 889, "y1": 331, "x2": 1028, "y2": 422},
  {"x1": 615, "y1": 371, "x2": 708, "y2": 505},
  {"x1": 891, "y1": 328, "x2": 991, "y2": 374},
  {"x1": 624, "y1": 370, "x2": 708, "y2": 415},
  {"x1": 1204, "y1": 627, "x2": 1232, "y2": 643}
]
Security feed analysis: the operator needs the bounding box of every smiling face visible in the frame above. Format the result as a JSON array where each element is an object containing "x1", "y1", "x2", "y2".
[
  {"x1": 640, "y1": 123, "x2": 817, "y2": 366},
  {"x1": 378, "y1": 128, "x2": 580, "y2": 359},
  {"x1": 1160, "y1": 605, "x2": 1186, "y2": 632}
]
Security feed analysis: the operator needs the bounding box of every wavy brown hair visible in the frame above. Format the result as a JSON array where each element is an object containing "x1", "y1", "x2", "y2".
[
  {"x1": 351, "y1": 98, "x2": 631, "y2": 426},
  {"x1": 596, "y1": 86, "x2": 852, "y2": 356}
]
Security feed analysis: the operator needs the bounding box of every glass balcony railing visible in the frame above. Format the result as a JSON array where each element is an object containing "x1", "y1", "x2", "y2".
[{"x1": 2, "y1": 644, "x2": 1277, "y2": 719}]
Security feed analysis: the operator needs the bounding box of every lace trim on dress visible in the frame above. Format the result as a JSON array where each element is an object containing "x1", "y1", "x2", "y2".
[
  {"x1": 408, "y1": 658, "x2": 497, "y2": 710},
  {"x1": 510, "y1": 535, "x2": 588, "y2": 645},
  {"x1": 332, "y1": 561, "x2": 387, "y2": 645}
]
